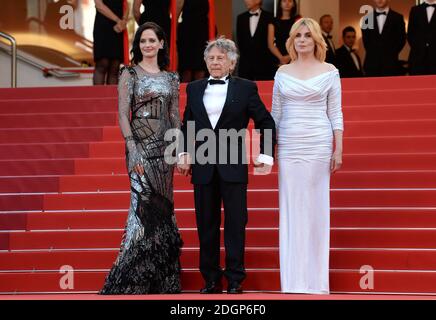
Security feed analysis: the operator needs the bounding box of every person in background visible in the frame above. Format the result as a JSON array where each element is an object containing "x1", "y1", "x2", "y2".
[
  {"x1": 271, "y1": 18, "x2": 343, "y2": 294},
  {"x1": 237, "y1": 0, "x2": 276, "y2": 80},
  {"x1": 133, "y1": 0, "x2": 170, "y2": 42},
  {"x1": 268, "y1": 0, "x2": 301, "y2": 71},
  {"x1": 93, "y1": 0, "x2": 128, "y2": 85},
  {"x1": 408, "y1": 0, "x2": 436, "y2": 75},
  {"x1": 336, "y1": 26, "x2": 363, "y2": 78},
  {"x1": 319, "y1": 14, "x2": 336, "y2": 66},
  {"x1": 361, "y1": 0, "x2": 406, "y2": 77},
  {"x1": 133, "y1": 0, "x2": 184, "y2": 45},
  {"x1": 177, "y1": 0, "x2": 212, "y2": 82}
]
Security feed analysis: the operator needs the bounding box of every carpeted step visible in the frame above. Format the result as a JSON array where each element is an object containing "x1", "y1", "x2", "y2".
[
  {"x1": 2, "y1": 269, "x2": 436, "y2": 294},
  {"x1": 0, "y1": 113, "x2": 117, "y2": 128},
  {"x1": 2, "y1": 189, "x2": 436, "y2": 212},
  {"x1": 0, "y1": 98, "x2": 117, "y2": 114},
  {"x1": 2, "y1": 170, "x2": 435, "y2": 194},
  {"x1": 102, "y1": 119, "x2": 436, "y2": 141},
  {"x1": 86, "y1": 136, "x2": 436, "y2": 158},
  {"x1": 0, "y1": 127, "x2": 104, "y2": 144},
  {"x1": 0, "y1": 143, "x2": 90, "y2": 160},
  {"x1": 343, "y1": 104, "x2": 436, "y2": 121},
  {"x1": 0, "y1": 159, "x2": 75, "y2": 176},
  {"x1": 340, "y1": 75, "x2": 436, "y2": 91},
  {"x1": 3, "y1": 208, "x2": 436, "y2": 231},
  {"x1": 1, "y1": 248, "x2": 436, "y2": 272},
  {"x1": 0, "y1": 86, "x2": 117, "y2": 100},
  {"x1": 72, "y1": 153, "x2": 436, "y2": 175},
  {"x1": 3, "y1": 228, "x2": 436, "y2": 251}
]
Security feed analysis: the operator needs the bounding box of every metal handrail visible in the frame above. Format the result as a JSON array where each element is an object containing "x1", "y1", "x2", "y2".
[{"x1": 0, "y1": 31, "x2": 17, "y2": 88}]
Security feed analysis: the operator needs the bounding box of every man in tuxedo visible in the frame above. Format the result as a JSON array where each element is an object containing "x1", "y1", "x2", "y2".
[
  {"x1": 361, "y1": 0, "x2": 406, "y2": 77},
  {"x1": 336, "y1": 26, "x2": 364, "y2": 78},
  {"x1": 177, "y1": 37, "x2": 276, "y2": 294},
  {"x1": 319, "y1": 14, "x2": 337, "y2": 65},
  {"x1": 408, "y1": 0, "x2": 436, "y2": 75},
  {"x1": 236, "y1": 0, "x2": 275, "y2": 80}
]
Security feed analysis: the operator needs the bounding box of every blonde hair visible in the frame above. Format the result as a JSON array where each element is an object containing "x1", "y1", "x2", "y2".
[{"x1": 285, "y1": 17, "x2": 327, "y2": 62}]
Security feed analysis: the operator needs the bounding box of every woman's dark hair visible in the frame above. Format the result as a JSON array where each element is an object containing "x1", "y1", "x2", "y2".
[
  {"x1": 130, "y1": 22, "x2": 170, "y2": 70},
  {"x1": 276, "y1": 0, "x2": 298, "y2": 19}
]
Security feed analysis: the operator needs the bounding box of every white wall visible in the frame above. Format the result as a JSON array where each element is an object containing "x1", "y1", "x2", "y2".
[
  {"x1": 300, "y1": 0, "x2": 341, "y2": 48},
  {"x1": 0, "y1": 50, "x2": 92, "y2": 88}
]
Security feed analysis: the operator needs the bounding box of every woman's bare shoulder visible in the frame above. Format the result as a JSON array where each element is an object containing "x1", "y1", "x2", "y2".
[
  {"x1": 277, "y1": 63, "x2": 294, "y2": 74},
  {"x1": 323, "y1": 62, "x2": 338, "y2": 72}
]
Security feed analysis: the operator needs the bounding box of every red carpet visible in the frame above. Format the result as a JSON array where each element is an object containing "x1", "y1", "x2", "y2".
[{"x1": 1, "y1": 75, "x2": 436, "y2": 295}]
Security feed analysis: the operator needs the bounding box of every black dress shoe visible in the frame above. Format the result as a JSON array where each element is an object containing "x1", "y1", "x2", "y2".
[
  {"x1": 227, "y1": 282, "x2": 243, "y2": 294},
  {"x1": 200, "y1": 281, "x2": 223, "y2": 294}
]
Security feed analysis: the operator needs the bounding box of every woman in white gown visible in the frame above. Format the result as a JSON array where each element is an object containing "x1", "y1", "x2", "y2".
[{"x1": 271, "y1": 18, "x2": 344, "y2": 294}]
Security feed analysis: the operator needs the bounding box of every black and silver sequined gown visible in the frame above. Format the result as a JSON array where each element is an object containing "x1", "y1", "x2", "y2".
[{"x1": 100, "y1": 65, "x2": 183, "y2": 294}]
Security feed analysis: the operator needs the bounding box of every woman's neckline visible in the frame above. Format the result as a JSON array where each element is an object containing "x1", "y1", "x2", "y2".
[
  {"x1": 278, "y1": 69, "x2": 337, "y2": 82},
  {"x1": 136, "y1": 63, "x2": 163, "y2": 75}
]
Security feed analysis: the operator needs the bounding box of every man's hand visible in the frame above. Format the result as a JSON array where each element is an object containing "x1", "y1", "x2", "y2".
[
  {"x1": 253, "y1": 161, "x2": 273, "y2": 175},
  {"x1": 177, "y1": 154, "x2": 192, "y2": 176}
]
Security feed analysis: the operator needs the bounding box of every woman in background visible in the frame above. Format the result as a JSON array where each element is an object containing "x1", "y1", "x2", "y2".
[
  {"x1": 268, "y1": 0, "x2": 301, "y2": 69},
  {"x1": 93, "y1": 0, "x2": 128, "y2": 85},
  {"x1": 177, "y1": 0, "x2": 211, "y2": 82},
  {"x1": 100, "y1": 22, "x2": 183, "y2": 294},
  {"x1": 271, "y1": 18, "x2": 343, "y2": 294}
]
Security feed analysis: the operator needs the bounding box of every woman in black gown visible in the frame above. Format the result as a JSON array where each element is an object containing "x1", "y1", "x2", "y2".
[
  {"x1": 133, "y1": 0, "x2": 171, "y2": 42},
  {"x1": 268, "y1": 0, "x2": 301, "y2": 70},
  {"x1": 100, "y1": 22, "x2": 183, "y2": 294},
  {"x1": 93, "y1": 0, "x2": 127, "y2": 85},
  {"x1": 177, "y1": 0, "x2": 211, "y2": 82}
]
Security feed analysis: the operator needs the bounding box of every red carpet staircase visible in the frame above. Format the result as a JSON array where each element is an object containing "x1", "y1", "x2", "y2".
[{"x1": 1, "y1": 76, "x2": 436, "y2": 295}]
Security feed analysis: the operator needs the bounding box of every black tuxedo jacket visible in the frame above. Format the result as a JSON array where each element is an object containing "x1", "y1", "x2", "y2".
[
  {"x1": 180, "y1": 77, "x2": 276, "y2": 185},
  {"x1": 362, "y1": 9, "x2": 406, "y2": 76},
  {"x1": 236, "y1": 10, "x2": 276, "y2": 80},
  {"x1": 335, "y1": 45, "x2": 364, "y2": 78},
  {"x1": 323, "y1": 34, "x2": 337, "y2": 66},
  {"x1": 408, "y1": 3, "x2": 436, "y2": 75}
]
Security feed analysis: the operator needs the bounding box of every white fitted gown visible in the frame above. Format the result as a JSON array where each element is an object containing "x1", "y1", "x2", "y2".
[{"x1": 271, "y1": 69, "x2": 344, "y2": 294}]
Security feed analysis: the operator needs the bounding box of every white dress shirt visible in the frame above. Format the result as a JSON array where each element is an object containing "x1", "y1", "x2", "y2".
[
  {"x1": 203, "y1": 75, "x2": 229, "y2": 129},
  {"x1": 425, "y1": 0, "x2": 436, "y2": 23},
  {"x1": 322, "y1": 31, "x2": 335, "y2": 51},
  {"x1": 345, "y1": 45, "x2": 361, "y2": 70},
  {"x1": 375, "y1": 7, "x2": 389, "y2": 34},
  {"x1": 249, "y1": 9, "x2": 261, "y2": 37},
  {"x1": 179, "y1": 75, "x2": 274, "y2": 166}
]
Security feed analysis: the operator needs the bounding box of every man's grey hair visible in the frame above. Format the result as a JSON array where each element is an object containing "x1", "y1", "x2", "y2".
[{"x1": 204, "y1": 36, "x2": 240, "y2": 64}]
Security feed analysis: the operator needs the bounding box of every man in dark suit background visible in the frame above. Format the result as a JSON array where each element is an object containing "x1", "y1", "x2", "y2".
[
  {"x1": 236, "y1": 0, "x2": 275, "y2": 80},
  {"x1": 319, "y1": 14, "x2": 337, "y2": 66},
  {"x1": 408, "y1": 0, "x2": 436, "y2": 75},
  {"x1": 177, "y1": 37, "x2": 276, "y2": 294},
  {"x1": 361, "y1": 0, "x2": 406, "y2": 77},
  {"x1": 336, "y1": 26, "x2": 364, "y2": 78}
]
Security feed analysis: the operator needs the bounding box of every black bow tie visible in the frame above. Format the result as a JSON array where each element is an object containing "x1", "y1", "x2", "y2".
[
  {"x1": 375, "y1": 11, "x2": 387, "y2": 16},
  {"x1": 325, "y1": 34, "x2": 332, "y2": 39},
  {"x1": 424, "y1": 3, "x2": 436, "y2": 8},
  {"x1": 208, "y1": 79, "x2": 226, "y2": 85},
  {"x1": 249, "y1": 12, "x2": 259, "y2": 17}
]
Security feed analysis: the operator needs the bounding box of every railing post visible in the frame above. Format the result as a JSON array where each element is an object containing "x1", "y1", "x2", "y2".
[{"x1": 0, "y1": 31, "x2": 18, "y2": 88}]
